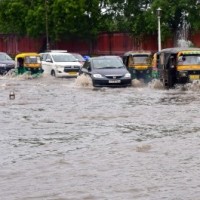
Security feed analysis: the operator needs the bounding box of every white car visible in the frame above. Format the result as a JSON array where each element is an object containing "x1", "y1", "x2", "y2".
[{"x1": 40, "y1": 51, "x2": 82, "y2": 77}]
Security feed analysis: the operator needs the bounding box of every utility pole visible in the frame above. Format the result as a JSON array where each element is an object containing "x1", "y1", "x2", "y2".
[
  {"x1": 157, "y1": 7, "x2": 162, "y2": 51},
  {"x1": 45, "y1": 0, "x2": 49, "y2": 51}
]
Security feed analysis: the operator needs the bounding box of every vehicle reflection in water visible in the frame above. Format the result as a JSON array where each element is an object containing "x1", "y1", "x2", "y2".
[{"x1": 1, "y1": 74, "x2": 200, "y2": 200}]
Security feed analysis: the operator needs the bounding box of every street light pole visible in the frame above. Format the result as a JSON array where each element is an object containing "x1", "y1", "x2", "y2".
[
  {"x1": 45, "y1": 0, "x2": 49, "y2": 51},
  {"x1": 157, "y1": 7, "x2": 162, "y2": 51}
]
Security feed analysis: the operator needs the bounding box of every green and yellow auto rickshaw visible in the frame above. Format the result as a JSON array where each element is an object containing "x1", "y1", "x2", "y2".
[
  {"x1": 122, "y1": 51, "x2": 153, "y2": 82},
  {"x1": 156, "y1": 47, "x2": 200, "y2": 88},
  {"x1": 15, "y1": 52, "x2": 43, "y2": 76}
]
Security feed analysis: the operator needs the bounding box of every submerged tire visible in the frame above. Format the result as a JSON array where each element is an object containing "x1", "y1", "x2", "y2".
[{"x1": 51, "y1": 70, "x2": 56, "y2": 77}]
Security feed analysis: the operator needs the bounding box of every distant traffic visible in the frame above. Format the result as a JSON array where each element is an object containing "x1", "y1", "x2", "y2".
[{"x1": 1, "y1": 47, "x2": 200, "y2": 89}]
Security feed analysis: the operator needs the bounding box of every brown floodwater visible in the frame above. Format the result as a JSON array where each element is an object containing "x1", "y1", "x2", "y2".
[{"x1": 1, "y1": 74, "x2": 200, "y2": 200}]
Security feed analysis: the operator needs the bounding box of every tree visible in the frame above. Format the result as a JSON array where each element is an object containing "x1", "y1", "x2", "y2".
[
  {"x1": 0, "y1": 0, "x2": 200, "y2": 48},
  {"x1": 0, "y1": 0, "x2": 28, "y2": 35}
]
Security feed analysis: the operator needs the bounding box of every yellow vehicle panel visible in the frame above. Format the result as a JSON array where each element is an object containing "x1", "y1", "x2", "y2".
[
  {"x1": 177, "y1": 65, "x2": 200, "y2": 71},
  {"x1": 15, "y1": 52, "x2": 40, "y2": 59},
  {"x1": 133, "y1": 65, "x2": 149, "y2": 70},
  {"x1": 189, "y1": 75, "x2": 200, "y2": 80},
  {"x1": 24, "y1": 63, "x2": 41, "y2": 68}
]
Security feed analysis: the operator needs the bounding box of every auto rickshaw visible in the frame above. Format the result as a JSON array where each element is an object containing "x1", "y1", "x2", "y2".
[
  {"x1": 122, "y1": 51, "x2": 153, "y2": 81},
  {"x1": 156, "y1": 47, "x2": 200, "y2": 88},
  {"x1": 15, "y1": 52, "x2": 43, "y2": 76}
]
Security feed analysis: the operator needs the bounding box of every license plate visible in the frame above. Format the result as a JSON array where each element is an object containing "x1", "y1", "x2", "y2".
[
  {"x1": 189, "y1": 75, "x2": 200, "y2": 80},
  {"x1": 109, "y1": 80, "x2": 121, "y2": 83},
  {"x1": 68, "y1": 72, "x2": 77, "y2": 75}
]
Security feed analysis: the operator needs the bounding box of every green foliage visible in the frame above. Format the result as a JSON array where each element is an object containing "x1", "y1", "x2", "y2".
[{"x1": 0, "y1": 0, "x2": 200, "y2": 46}]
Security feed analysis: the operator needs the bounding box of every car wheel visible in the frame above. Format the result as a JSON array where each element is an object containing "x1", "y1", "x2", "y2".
[{"x1": 51, "y1": 70, "x2": 56, "y2": 77}]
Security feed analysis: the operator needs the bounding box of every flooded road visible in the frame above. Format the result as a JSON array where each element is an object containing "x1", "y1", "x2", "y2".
[{"x1": 1, "y1": 75, "x2": 200, "y2": 200}]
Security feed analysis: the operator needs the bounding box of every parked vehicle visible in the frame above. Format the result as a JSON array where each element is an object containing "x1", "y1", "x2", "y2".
[
  {"x1": 40, "y1": 51, "x2": 82, "y2": 77},
  {"x1": 78, "y1": 55, "x2": 131, "y2": 87},
  {"x1": 122, "y1": 51, "x2": 153, "y2": 81},
  {"x1": 155, "y1": 47, "x2": 200, "y2": 88},
  {"x1": 0, "y1": 52, "x2": 15, "y2": 75},
  {"x1": 15, "y1": 53, "x2": 43, "y2": 76}
]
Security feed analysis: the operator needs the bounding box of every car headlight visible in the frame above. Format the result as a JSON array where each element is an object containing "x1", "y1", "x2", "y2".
[
  {"x1": 55, "y1": 65, "x2": 63, "y2": 69},
  {"x1": 124, "y1": 73, "x2": 131, "y2": 78},
  {"x1": 0, "y1": 64, "x2": 7, "y2": 67},
  {"x1": 93, "y1": 74, "x2": 103, "y2": 78}
]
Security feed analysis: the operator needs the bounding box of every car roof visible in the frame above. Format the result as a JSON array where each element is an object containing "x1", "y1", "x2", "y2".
[
  {"x1": 90, "y1": 55, "x2": 121, "y2": 60},
  {"x1": 40, "y1": 52, "x2": 72, "y2": 55},
  {"x1": 45, "y1": 50, "x2": 68, "y2": 53},
  {"x1": 0, "y1": 52, "x2": 9, "y2": 54}
]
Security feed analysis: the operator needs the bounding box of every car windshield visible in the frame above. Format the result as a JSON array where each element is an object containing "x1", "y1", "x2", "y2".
[
  {"x1": 132, "y1": 55, "x2": 149, "y2": 64},
  {"x1": 0, "y1": 53, "x2": 13, "y2": 61},
  {"x1": 72, "y1": 54, "x2": 85, "y2": 62},
  {"x1": 52, "y1": 54, "x2": 77, "y2": 62},
  {"x1": 177, "y1": 55, "x2": 200, "y2": 65},
  {"x1": 93, "y1": 57, "x2": 124, "y2": 69}
]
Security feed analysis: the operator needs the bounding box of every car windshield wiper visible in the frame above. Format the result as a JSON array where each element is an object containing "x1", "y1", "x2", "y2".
[
  {"x1": 116, "y1": 66, "x2": 124, "y2": 68},
  {"x1": 98, "y1": 66, "x2": 117, "y2": 69}
]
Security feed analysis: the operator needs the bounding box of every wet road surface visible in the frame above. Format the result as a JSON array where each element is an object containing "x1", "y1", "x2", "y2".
[{"x1": 1, "y1": 75, "x2": 200, "y2": 200}]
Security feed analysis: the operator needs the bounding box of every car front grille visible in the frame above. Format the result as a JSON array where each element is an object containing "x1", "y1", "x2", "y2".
[
  {"x1": 64, "y1": 66, "x2": 80, "y2": 72},
  {"x1": 105, "y1": 75, "x2": 123, "y2": 79}
]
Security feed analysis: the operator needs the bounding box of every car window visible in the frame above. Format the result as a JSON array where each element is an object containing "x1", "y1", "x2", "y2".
[
  {"x1": 92, "y1": 58, "x2": 124, "y2": 69},
  {"x1": 52, "y1": 54, "x2": 77, "y2": 62},
  {"x1": 46, "y1": 54, "x2": 52, "y2": 61},
  {"x1": 41, "y1": 53, "x2": 47, "y2": 61},
  {"x1": 0, "y1": 53, "x2": 13, "y2": 61},
  {"x1": 72, "y1": 54, "x2": 85, "y2": 62}
]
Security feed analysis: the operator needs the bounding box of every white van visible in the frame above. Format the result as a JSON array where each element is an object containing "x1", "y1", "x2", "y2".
[{"x1": 40, "y1": 51, "x2": 82, "y2": 77}]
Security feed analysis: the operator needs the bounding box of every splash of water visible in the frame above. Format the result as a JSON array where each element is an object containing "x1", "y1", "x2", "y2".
[
  {"x1": 183, "y1": 80, "x2": 200, "y2": 91},
  {"x1": 177, "y1": 39, "x2": 193, "y2": 48},
  {"x1": 75, "y1": 74, "x2": 93, "y2": 87},
  {"x1": 131, "y1": 79, "x2": 146, "y2": 87},
  {"x1": 176, "y1": 11, "x2": 193, "y2": 47},
  {"x1": 148, "y1": 79, "x2": 164, "y2": 89}
]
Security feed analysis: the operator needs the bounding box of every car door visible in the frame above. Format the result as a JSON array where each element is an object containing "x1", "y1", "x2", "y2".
[{"x1": 41, "y1": 53, "x2": 53, "y2": 75}]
